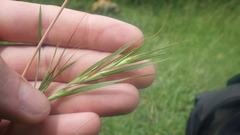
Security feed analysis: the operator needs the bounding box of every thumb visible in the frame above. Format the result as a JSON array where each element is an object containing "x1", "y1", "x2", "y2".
[{"x1": 0, "y1": 57, "x2": 50, "y2": 124}]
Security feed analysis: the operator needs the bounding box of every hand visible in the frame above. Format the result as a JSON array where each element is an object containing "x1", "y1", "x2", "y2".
[{"x1": 0, "y1": 1, "x2": 155, "y2": 135}]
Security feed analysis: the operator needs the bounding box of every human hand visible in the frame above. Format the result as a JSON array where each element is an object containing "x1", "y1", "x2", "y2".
[{"x1": 0, "y1": 1, "x2": 155, "y2": 134}]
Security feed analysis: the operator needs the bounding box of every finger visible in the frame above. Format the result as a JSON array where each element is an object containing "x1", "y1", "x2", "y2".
[
  {"x1": 44, "y1": 83, "x2": 140, "y2": 117},
  {"x1": 0, "y1": 46, "x2": 155, "y2": 88},
  {"x1": 0, "y1": 57, "x2": 50, "y2": 124},
  {"x1": 3, "y1": 112, "x2": 101, "y2": 135},
  {"x1": 0, "y1": 1, "x2": 143, "y2": 52}
]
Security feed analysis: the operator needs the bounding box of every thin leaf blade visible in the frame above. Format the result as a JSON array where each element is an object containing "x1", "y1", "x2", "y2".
[{"x1": 48, "y1": 74, "x2": 152, "y2": 101}]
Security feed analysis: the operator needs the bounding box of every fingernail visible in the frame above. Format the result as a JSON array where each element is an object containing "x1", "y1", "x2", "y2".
[{"x1": 19, "y1": 82, "x2": 50, "y2": 116}]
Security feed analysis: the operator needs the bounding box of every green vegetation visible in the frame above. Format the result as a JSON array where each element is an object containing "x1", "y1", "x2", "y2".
[{"x1": 16, "y1": 0, "x2": 240, "y2": 134}]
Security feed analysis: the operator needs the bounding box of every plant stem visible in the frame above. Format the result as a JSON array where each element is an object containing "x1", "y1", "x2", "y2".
[{"x1": 22, "y1": 0, "x2": 70, "y2": 77}]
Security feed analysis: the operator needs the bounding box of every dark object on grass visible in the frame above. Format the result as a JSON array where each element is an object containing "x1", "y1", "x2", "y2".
[
  {"x1": 91, "y1": 0, "x2": 120, "y2": 14},
  {"x1": 186, "y1": 74, "x2": 240, "y2": 135}
]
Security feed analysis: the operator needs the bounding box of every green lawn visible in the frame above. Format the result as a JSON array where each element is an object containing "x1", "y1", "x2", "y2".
[
  {"x1": 18, "y1": 0, "x2": 240, "y2": 134},
  {"x1": 101, "y1": 1, "x2": 240, "y2": 135}
]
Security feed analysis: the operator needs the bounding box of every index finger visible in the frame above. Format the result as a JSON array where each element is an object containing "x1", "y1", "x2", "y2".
[{"x1": 0, "y1": 1, "x2": 143, "y2": 52}]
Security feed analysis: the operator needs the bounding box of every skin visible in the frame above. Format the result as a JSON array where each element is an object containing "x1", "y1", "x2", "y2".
[{"x1": 0, "y1": 0, "x2": 155, "y2": 135}]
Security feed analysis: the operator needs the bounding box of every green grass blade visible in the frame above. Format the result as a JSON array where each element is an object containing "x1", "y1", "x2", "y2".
[
  {"x1": 39, "y1": 71, "x2": 55, "y2": 91},
  {"x1": 133, "y1": 44, "x2": 179, "y2": 59},
  {"x1": 48, "y1": 74, "x2": 152, "y2": 101},
  {"x1": 81, "y1": 42, "x2": 135, "y2": 74},
  {"x1": 48, "y1": 79, "x2": 126, "y2": 100},
  {"x1": 124, "y1": 53, "x2": 165, "y2": 65},
  {"x1": 41, "y1": 46, "x2": 58, "y2": 82},
  {"x1": 67, "y1": 39, "x2": 142, "y2": 86},
  {"x1": 38, "y1": 44, "x2": 59, "y2": 91},
  {"x1": 109, "y1": 44, "x2": 177, "y2": 68},
  {"x1": 34, "y1": 5, "x2": 43, "y2": 87},
  {"x1": 103, "y1": 45, "x2": 166, "y2": 69},
  {"x1": 102, "y1": 45, "x2": 143, "y2": 70},
  {"x1": 52, "y1": 61, "x2": 76, "y2": 80},
  {"x1": 0, "y1": 41, "x2": 35, "y2": 46},
  {"x1": 102, "y1": 43, "x2": 174, "y2": 70},
  {"x1": 87, "y1": 62, "x2": 153, "y2": 81},
  {"x1": 38, "y1": 5, "x2": 42, "y2": 42}
]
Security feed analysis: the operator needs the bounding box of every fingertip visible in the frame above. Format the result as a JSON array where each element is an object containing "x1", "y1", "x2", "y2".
[
  {"x1": 89, "y1": 15, "x2": 144, "y2": 52},
  {"x1": 114, "y1": 84, "x2": 140, "y2": 115},
  {"x1": 88, "y1": 83, "x2": 140, "y2": 116},
  {"x1": 133, "y1": 64, "x2": 156, "y2": 89}
]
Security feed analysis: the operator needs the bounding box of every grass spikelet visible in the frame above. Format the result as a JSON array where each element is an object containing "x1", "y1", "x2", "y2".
[
  {"x1": 22, "y1": 2, "x2": 171, "y2": 101},
  {"x1": 0, "y1": 1, "x2": 171, "y2": 103}
]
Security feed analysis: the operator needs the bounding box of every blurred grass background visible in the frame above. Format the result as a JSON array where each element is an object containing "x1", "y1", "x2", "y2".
[{"x1": 19, "y1": 0, "x2": 240, "y2": 134}]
